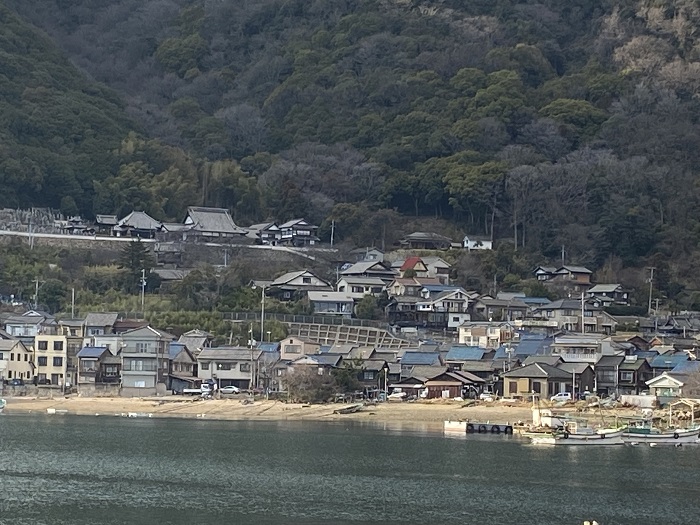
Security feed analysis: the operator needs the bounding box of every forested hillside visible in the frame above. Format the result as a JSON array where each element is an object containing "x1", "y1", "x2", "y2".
[{"x1": 5, "y1": 1, "x2": 700, "y2": 297}]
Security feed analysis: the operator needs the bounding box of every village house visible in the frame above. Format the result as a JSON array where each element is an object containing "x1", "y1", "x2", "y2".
[
  {"x1": 356, "y1": 359, "x2": 390, "y2": 397},
  {"x1": 534, "y1": 266, "x2": 558, "y2": 281},
  {"x1": 113, "y1": 211, "x2": 161, "y2": 238},
  {"x1": 197, "y1": 347, "x2": 261, "y2": 390},
  {"x1": 649, "y1": 353, "x2": 690, "y2": 377},
  {"x1": 76, "y1": 346, "x2": 120, "y2": 395},
  {"x1": 168, "y1": 342, "x2": 198, "y2": 392},
  {"x1": 462, "y1": 235, "x2": 493, "y2": 251},
  {"x1": 307, "y1": 291, "x2": 354, "y2": 317},
  {"x1": 472, "y1": 296, "x2": 528, "y2": 321},
  {"x1": 178, "y1": 329, "x2": 215, "y2": 357},
  {"x1": 278, "y1": 218, "x2": 320, "y2": 246},
  {"x1": 502, "y1": 362, "x2": 573, "y2": 399},
  {"x1": 397, "y1": 257, "x2": 429, "y2": 278},
  {"x1": 288, "y1": 354, "x2": 343, "y2": 378},
  {"x1": 94, "y1": 214, "x2": 118, "y2": 235},
  {"x1": 336, "y1": 276, "x2": 386, "y2": 300},
  {"x1": 421, "y1": 256, "x2": 451, "y2": 285},
  {"x1": 0, "y1": 339, "x2": 34, "y2": 384},
  {"x1": 529, "y1": 299, "x2": 617, "y2": 334},
  {"x1": 416, "y1": 288, "x2": 471, "y2": 329},
  {"x1": 246, "y1": 222, "x2": 282, "y2": 245},
  {"x1": 458, "y1": 322, "x2": 514, "y2": 349},
  {"x1": 587, "y1": 284, "x2": 630, "y2": 307},
  {"x1": 399, "y1": 231, "x2": 453, "y2": 250},
  {"x1": 545, "y1": 265, "x2": 594, "y2": 294},
  {"x1": 341, "y1": 261, "x2": 398, "y2": 283},
  {"x1": 424, "y1": 370, "x2": 485, "y2": 399},
  {"x1": 265, "y1": 270, "x2": 332, "y2": 301},
  {"x1": 349, "y1": 247, "x2": 384, "y2": 263},
  {"x1": 279, "y1": 336, "x2": 321, "y2": 361},
  {"x1": 120, "y1": 326, "x2": 175, "y2": 396},
  {"x1": 34, "y1": 331, "x2": 69, "y2": 387},
  {"x1": 549, "y1": 334, "x2": 623, "y2": 365},
  {"x1": 617, "y1": 355, "x2": 653, "y2": 395}
]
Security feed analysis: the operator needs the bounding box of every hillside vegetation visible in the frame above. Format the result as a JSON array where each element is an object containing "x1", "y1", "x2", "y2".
[{"x1": 4, "y1": 0, "x2": 700, "y2": 304}]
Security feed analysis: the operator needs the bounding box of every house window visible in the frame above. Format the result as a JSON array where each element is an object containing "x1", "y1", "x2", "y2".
[
  {"x1": 38, "y1": 356, "x2": 47, "y2": 366},
  {"x1": 10, "y1": 353, "x2": 15, "y2": 361},
  {"x1": 24, "y1": 353, "x2": 28, "y2": 361},
  {"x1": 620, "y1": 371, "x2": 633, "y2": 382},
  {"x1": 53, "y1": 341, "x2": 64, "y2": 351},
  {"x1": 53, "y1": 357, "x2": 63, "y2": 367},
  {"x1": 363, "y1": 371, "x2": 375, "y2": 380},
  {"x1": 201, "y1": 362, "x2": 210, "y2": 371},
  {"x1": 352, "y1": 286, "x2": 364, "y2": 293},
  {"x1": 598, "y1": 371, "x2": 616, "y2": 383},
  {"x1": 217, "y1": 363, "x2": 231, "y2": 371},
  {"x1": 302, "y1": 277, "x2": 311, "y2": 284},
  {"x1": 509, "y1": 381, "x2": 518, "y2": 394},
  {"x1": 38, "y1": 341, "x2": 48, "y2": 350},
  {"x1": 452, "y1": 317, "x2": 460, "y2": 322},
  {"x1": 240, "y1": 363, "x2": 251, "y2": 372},
  {"x1": 286, "y1": 345, "x2": 301, "y2": 354},
  {"x1": 546, "y1": 310, "x2": 554, "y2": 318},
  {"x1": 136, "y1": 342, "x2": 151, "y2": 353},
  {"x1": 532, "y1": 381, "x2": 541, "y2": 394}
]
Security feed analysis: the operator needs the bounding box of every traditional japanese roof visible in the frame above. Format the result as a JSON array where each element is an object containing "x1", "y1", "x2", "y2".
[
  {"x1": 95, "y1": 214, "x2": 118, "y2": 226},
  {"x1": 279, "y1": 218, "x2": 317, "y2": 229},
  {"x1": 153, "y1": 269, "x2": 192, "y2": 281},
  {"x1": 502, "y1": 362, "x2": 571, "y2": 380},
  {"x1": 341, "y1": 261, "x2": 396, "y2": 276},
  {"x1": 84, "y1": 312, "x2": 119, "y2": 328},
  {"x1": 595, "y1": 355, "x2": 625, "y2": 368},
  {"x1": 271, "y1": 270, "x2": 329, "y2": 287},
  {"x1": 185, "y1": 206, "x2": 246, "y2": 235},
  {"x1": 556, "y1": 265, "x2": 593, "y2": 274},
  {"x1": 401, "y1": 231, "x2": 453, "y2": 242},
  {"x1": 557, "y1": 362, "x2": 592, "y2": 374},
  {"x1": 77, "y1": 346, "x2": 108, "y2": 359},
  {"x1": 114, "y1": 211, "x2": 161, "y2": 231}
]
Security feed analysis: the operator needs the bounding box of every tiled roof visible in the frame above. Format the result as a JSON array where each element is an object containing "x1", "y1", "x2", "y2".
[
  {"x1": 186, "y1": 206, "x2": 246, "y2": 234},
  {"x1": 400, "y1": 352, "x2": 443, "y2": 366},
  {"x1": 445, "y1": 345, "x2": 485, "y2": 361},
  {"x1": 650, "y1": 354, "x2": 690, "y2": 369},
  {"x1": 502, "y1": 362, "x2": 571, "y2": 380},
  {"x1": 77, "y1": 346, "x2": 108, "y2": 358},
  {"x1": 84, "y1": 312, "x2": 118, "y2": 328}
]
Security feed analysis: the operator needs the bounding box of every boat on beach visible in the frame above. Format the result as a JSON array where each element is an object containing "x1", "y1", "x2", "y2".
[
  {"x1": 333, "y1": 403, "x2": 363, "y2": 415},
  {"x1": 530, "y1": 421, "x2": 625, "y2": 446}
]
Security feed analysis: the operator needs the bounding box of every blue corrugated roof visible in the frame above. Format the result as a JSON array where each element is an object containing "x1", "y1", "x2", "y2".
[
  {"x1": 522, "y1": 297, "x2": 551, "y2": 304},
  {"x1": 319, "y1": 345, "x2": 332, "y2": 353},
  {"x1": 400, "y1": 352, "x2": 442, "y2": 366},
  {"x1": 671, "y1": 360, "x2": 700, "y2": 374},
  {"x1": 650, "y1": 354, "x2": 690, "y2": 369},
  {"x1": 445, "y1": 345, "x2": 485, "y2": 361},
  {"x1": 258, "y1": 342, "x2": 281, "y2": 353},
  {"x1": 77, "y1": 346, "x2": 108, "y2": 358}
]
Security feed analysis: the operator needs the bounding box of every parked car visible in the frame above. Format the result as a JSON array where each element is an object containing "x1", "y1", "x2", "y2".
[
  {"x1": 550, "y1": 392, "x2": 572, "y2": 403},
  {"x1": 220, "y1": 385, "x2": 240, "y2": 395},
  {"x1": 479, "y1": 391, "x2": 495, "y2": 401},
  {"x1": 9, "y1": 378, "x2": 24, "y2": 386}
]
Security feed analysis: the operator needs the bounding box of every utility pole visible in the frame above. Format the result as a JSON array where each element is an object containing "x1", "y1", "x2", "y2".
[
  {"x1": 140, "y1": 269, "x2": 146, "y2": 316},
  {"x1": 259, "y1": 285, "x2": 266, "y2": 349},
  {"x1": 71, "y1": 288, "x2": 75, "y2": 318},
  {"x1": 580, "y1": 292, "x2": 585, "y2": 334},
  {"x1": 647, "y1": 267, "x2": 656, "y2": 316}
]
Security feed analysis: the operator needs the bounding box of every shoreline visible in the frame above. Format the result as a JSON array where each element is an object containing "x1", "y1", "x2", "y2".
[{"x1": 1, "y1": 396, "x2": 535, "y2": 425}]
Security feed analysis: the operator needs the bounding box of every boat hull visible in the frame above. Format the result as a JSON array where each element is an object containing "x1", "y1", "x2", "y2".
[
  {"x1": 531, "y1": 429, "x2": 625, "y2": 446},
  {"x1": 623, "y1": 428, "x2": 700, "y2": 445}
]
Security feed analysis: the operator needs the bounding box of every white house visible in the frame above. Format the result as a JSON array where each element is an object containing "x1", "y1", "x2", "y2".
[
  {"x1": 463, "y1": 235, "x2": 493, "y2": 251},
  {"x1": 417, "y1": 288, "x2": 471, "y2": 329},
  {"x1": 336, "y1": 277, "x2": 386, "y2": 300}
]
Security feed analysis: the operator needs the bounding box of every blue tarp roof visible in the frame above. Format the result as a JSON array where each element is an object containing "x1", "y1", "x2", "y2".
[
  {"x1": 77, "y1": 346, "x2": 108, "y2": 358},
  {"x1": 445, "y1": 345, "x2": 485, "y2": 361},
  {"x1": 258, "y1": 342, "x2": 281, "y2": 353},
  {"x1": 671, "y1": 360, "x2": 700, "y2": 374},
  {"x1": 400, "y1": 352, "x2": 442, "y2": 366},
  {"x1": 650, "y1": 354, "x2": 690, "y2": 369},
  {"x1": 169, "y1": 342, "x2": 187, "y2": 359}
]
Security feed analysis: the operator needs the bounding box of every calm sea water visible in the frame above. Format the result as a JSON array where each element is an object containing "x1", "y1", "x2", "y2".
[{"x1": 1, "y1": 414, "x2": 699, "y2": 525}]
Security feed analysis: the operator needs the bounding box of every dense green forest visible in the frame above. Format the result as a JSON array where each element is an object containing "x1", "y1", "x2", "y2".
[{"x1": 4, "y1": 0, "x2": 700, "y2": 299}]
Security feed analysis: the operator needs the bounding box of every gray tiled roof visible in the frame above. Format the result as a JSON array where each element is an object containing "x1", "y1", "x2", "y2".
[
  {"x1": 84, "y1": 312, "x2": 118, "y2": 328},
  {"x1": 186, "y1": 207, "x2": 246, "y2": 234}
]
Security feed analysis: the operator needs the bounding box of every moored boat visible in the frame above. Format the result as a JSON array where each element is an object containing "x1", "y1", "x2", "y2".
[
  {"x1": 530, "y1": 421, "x2": 624, "y2": 446},
  {"x1": 623, "y1": 425, "x2": 700, "y2": 445}
]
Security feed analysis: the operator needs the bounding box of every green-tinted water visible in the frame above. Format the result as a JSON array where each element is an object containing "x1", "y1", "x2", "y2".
[{"x1": 1, "y1": 414, "x2": 699, "y2": 524}]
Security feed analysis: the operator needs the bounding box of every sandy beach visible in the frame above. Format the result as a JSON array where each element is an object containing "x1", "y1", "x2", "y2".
[{"x1": 1, "y1": 396, "x2": 535, "y2": 425}]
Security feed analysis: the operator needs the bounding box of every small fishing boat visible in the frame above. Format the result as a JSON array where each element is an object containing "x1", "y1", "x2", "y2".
[
  {"x1": 623, "y1": 422, "x2": 700, "y2": 445},
  {"x1": 530, "y1": 421, "x2": 624, "y2": 446}
]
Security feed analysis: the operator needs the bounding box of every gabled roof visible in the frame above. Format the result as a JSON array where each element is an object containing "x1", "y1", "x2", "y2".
[
  {"x1": 556, "y1": 265, "x2": 593, "y2": 274},
  {"x1": 421, "y1": 256, "x2": 451, "y2": 269},
  {"x1": 513, "y1": 336, "x2": 552, "y2": 357},
  {"x1": 77, "y1": 346, "x2": 109, "y2": 359},
  {"x1": 292, "y1": 354, "x2": 342, "y2": 367},
  {"x1": 671, "y1": 360, "x2": 700, "y2": 375},
  {"x1": 400, "y1": 257, "x2": 425, "y2": 271},
  {"x1": 271, "y1": 270, "x2": 330, "y2": 287},
  {"x1": 460, "y1": 360, "x2": 499, "y2": 372},
  {"x1": 279, "y1": 218, "x2": 316, "y2": 229},
  {"x1": 502, "y1": 362, "x2": 571, "y2": 380},
  {"x1": 337, "y1": 276, "x2": 386, "y2": 286},
  {"x1": 522, "y1": 355, "x2": 563, "y2": 367},
  {"x1": 619, "y1": 358, "x2": 649, "y2": 371},
  {"x1": 400, "y1": 352, "x2": 443, "y2": 366},
  {"x1": 114, "y1": 211, "x2": 161, "y2": 231},
  {"x1": 588, "y1": 284, "x2": 623, "y2": 294},
  {"x1": 341, "y1": 261, "x2": 396, "y2": 276},
  {"x1": 646, "y1": 372, "x2": 684, "y2": 387},
  {"x1": 185, "y1": 207, "x2": 246, "y2": 234},
  {"x1": 650, "y1": 354, "x2": 690, "y2": 369},
  {"x1": 596, "y1": 355, "x2": 625, "y2": 368},
  {"x1": 121, "y1": 325, "x2": 176, "y2": 340},
  {"x1": 534, "y1": 266, "x2": 557, "y2": 274},
  {"x1": 401, "y1": 231, "x2": 453, "y2": 242},
  {"x1": 0, "y1": 339, "x2": 24, "y2": 351},
  {"x1": 84, "y1": 312, "x2": 119, "y2": 328},
  {"x1": 557, "y1": 362, "x2": 592, "y2": 374},
  {"x1": 95, "y1": 214, "x2": 118, "y2": 225},
  {"x1": 445, "y1": 345, "x2": 485, "y2": 361}
]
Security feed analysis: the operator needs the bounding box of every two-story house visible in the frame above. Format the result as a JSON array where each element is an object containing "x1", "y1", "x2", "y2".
[
  {"x1": 349, "y1": 247, "x2": 384, "y2": 263},
  {"x1": 83, "y1": 312, "x2": 119, "y2": 346},
  {"x1": 279, "y1": 337, "x2": 321, "y2": 361},
  {"x1": 529, "y1": 299, "x2": 617, "y2": 334},
  {"x1": 168, "y1": 342, "x2": 198, "y2": 392},
  {"x1": 397, "y1": 257, "x2": 429, "y2": 278},
  {"x1": 422, "y1": 256, "x2": 451, "y2": 285},
  {"x1": 546, "y1": 265, "x2": 594, "y2": 294},
  {"x1": 306, "y1": 291, "x2": 354, "y2": 317},
  {"x1": 0, "y1": 339, "x2": 34, "y2": 383},
  {"x1": 416, "y1": 288, "x2": 471, "y2": 329},
  {"x1": 340, "y1": 261, "x2": 398, "y2": 283},
  {"x1": 197, "y1": 347, "x2": 262, "y2": 390},
  {"x1": 472, "y1": 296, "x2": 528, "y2": 322},
  {"x1": 336, "y1": 276, "x2": 386, "y2": 300},
  {"x1": 76, "y1": 346, "x2": 121, "y2": 394},
  {"x1": 120, "y1": 326, "x2": 175, "y2": 396},
  {"x1": 587, "y1": 284, "x2": 630, "y2": 307},
  {"x1": 266, "y1": 270, "x2": 332, "y2": 301},
  {"x1": 549, "y1": 334, "x2": 623, "y2": 366},
  {"x1": 246, "y1": 222, "x2": 282, "y2": 245},
  {"x1": 458, "y1": 322, "x2": 514, "y2": 349},
  {"x1": 4, "y1": 310, "x2": 55, "y2": 348},
  {"x1": 278, "y1": 218, "x2": 320, "y2": 246}
]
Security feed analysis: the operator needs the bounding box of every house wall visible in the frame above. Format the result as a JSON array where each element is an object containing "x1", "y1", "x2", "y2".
[
  {"x1": 34, "y1": 334, "x2": 68, "y2": 385},
  {"x1": 279, "y1": 337, "x2": 320, "y2": 361},
  {"x1": 0, "y1": 343, "x2": 34, "y2": 382},
  {"x1": 504, "y1": 377, "x2": 563, "y2": 398}
]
